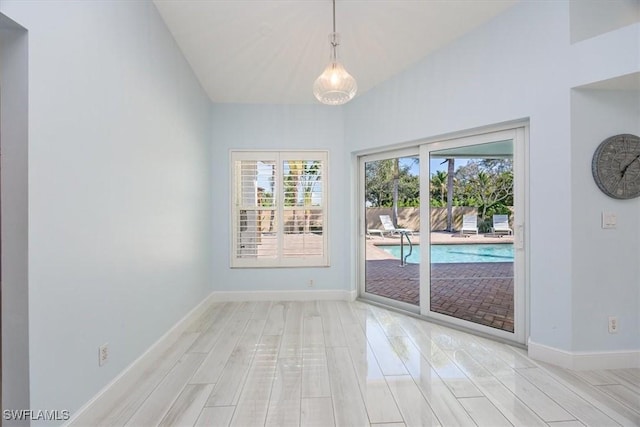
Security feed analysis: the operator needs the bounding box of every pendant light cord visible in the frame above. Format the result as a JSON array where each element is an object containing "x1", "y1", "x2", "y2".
[
  {"x1": 330, "y1": 0, "x2": 338, "y2": 60},
  {"x1": 332, "y1": 0, "x2": 336, "y2": 33}
]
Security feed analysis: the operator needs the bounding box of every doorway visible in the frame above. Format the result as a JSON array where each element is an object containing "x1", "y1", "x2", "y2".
[
  {"x1": 359, "y1": 127, "x2": 527, "y2": 344},
  {"x1": 361, "y1": 149, "x2": 420, "y2": 312}
]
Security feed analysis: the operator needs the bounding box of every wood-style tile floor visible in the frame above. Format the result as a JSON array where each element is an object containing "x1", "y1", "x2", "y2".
[{"x1": 72, "y1": 300, "x2": 640, "y2": 426}]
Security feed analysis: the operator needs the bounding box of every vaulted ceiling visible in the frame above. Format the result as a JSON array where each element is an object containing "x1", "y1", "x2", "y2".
[{"x1": 153, "y1": 0, "x2": 517, "y2": 104}]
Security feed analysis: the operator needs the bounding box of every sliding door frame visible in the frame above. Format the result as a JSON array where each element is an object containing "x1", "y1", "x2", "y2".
[
  {"x1": 358, "y1": 147, "x2": 420, "y2": 313},
  {"x1": 420, "y1": 127, "x2": 528, "y2": 344},
  {"x1": 356, "y1": 123, "x2": 529, "y2": 345}
]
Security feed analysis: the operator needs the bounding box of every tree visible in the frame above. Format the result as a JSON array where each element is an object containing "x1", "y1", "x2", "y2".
[
  {"x1": 430, "y1": 170, "x2": 448, "y2": 206},
  {"x1": 455, "y1": 159, "x2": 513, "y2": 228},
  {"x1": 446, "y1": 158, "x2": 455, "y2": 231},
  {"x1": 398, "y1": 171, "x2": 419, "y2": 207},
  {"x1": 268, "y1": 162, "x2": 276, "y2": 231},
  {"x1": 301, "y1": 161, "x2": 321, "y2": 232},
  {"x1": 392, "y1": 159, "x2": 399, "y2": 227},
  {"x1": 428, "y1": 159, "x2": 455, "y2": 231},
  {"x1": 284, "y1": 160, "x2": 321, "y2": 232},
  {"x1": 365, "y1": 159, "x2": 394, "y2": 207},
  {"x1": 365, "y1": 158, "x2": 419, "y2": 210}
]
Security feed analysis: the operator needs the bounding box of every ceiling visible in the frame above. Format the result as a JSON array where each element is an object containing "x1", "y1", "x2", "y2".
[{"x1": 153, "y1": 0, "x2": 517, "y2": 105}]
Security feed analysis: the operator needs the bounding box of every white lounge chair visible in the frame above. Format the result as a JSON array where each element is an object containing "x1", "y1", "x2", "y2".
[
  {"x1": 492, "y1": 214, "x2": 513, "y2": 235},
  {"x1": 379, "y1": 214, "x2": 413, "y2": 236},
  {"x1": 460, "y1": 214, "x2": 478, "y2": 235},
  {"x1": 366, "y1": 228, "x2": 385, "y2": 239}
]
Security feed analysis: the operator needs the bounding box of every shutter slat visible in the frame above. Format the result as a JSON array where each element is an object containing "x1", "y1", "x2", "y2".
[{"x1": 232, "y1": 153, "x2": 327, "y2": 266}]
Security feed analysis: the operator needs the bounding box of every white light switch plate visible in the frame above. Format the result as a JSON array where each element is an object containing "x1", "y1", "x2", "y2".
[{"x1": 602, "y1": 211, "x2": 616, "y2": 229}]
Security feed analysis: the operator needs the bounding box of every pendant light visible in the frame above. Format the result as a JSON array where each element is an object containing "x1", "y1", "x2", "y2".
[{"x1": 313, "y1": 0, "x2": 357, "y2": 105}]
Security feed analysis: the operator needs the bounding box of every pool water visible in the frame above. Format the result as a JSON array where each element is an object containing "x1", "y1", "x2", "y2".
[{"x1": 381, "y1": 243, "x2": 513, "y2": 264}]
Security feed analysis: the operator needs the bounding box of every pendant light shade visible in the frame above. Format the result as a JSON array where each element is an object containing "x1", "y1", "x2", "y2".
[{"x1": 313, "y1": 2, "x2": 357, "y2": 105}]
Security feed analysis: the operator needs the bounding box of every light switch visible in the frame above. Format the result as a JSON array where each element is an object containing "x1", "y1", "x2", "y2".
[{"x1": 602, "y1": 211, "x2": 617, "y2": 229}]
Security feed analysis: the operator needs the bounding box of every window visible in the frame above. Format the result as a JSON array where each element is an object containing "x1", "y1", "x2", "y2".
[{"x1": 231, "y1": 151, "x2": 328, "y2": 268}]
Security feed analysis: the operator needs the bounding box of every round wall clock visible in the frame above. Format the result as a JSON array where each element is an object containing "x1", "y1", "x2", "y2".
[{"x1": 592, "y1": 133, "x2": 640, "y2": 199}]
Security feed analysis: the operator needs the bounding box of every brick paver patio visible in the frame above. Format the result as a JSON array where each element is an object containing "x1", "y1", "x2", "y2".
[{"x1": 365, "y1": 259, "x2": 514, "y2": 333}]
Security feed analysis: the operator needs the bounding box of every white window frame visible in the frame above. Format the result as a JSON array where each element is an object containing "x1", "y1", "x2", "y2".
[{"x1": 230, "y1": 150, "x2": 329, "y2": 268}]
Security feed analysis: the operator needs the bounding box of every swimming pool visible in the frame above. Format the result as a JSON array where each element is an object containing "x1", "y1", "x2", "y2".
[{"x1": 380, "y1": 243, "x2": 513, "y2": 264}]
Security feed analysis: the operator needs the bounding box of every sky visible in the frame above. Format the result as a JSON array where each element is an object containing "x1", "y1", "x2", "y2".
[
  {"x1": 401, "y1": 157, "x2": 470, "y2": 176},
  {"x1": 252, "y1": 158, "x2": 468, "y2": 200}
]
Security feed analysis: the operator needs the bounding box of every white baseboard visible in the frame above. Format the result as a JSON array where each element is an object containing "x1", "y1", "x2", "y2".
[
  {"x1": 528, "y1": 339, "x2": 640, "y2": 370},
  {"x1": 211, "y1": 289, "x2": 357, "y2": 302},
  {"x1": 65, "y1": 292, "x2": 216, "y2": 426},
  {"x1": 66, "y1": 289, "x2": 357, "y2": 425}
]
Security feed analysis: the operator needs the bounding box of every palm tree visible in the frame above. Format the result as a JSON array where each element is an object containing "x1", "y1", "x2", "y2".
[
  {"x1": 285, "y1": 160, "x2": 321, "y2": 233},
  {"x1": 302, "y1": 161, "x2": 321, "y2": 232},
  {"x1": 269, "y1": 163, "x2": 276, "y2": 232},
  {"x1": 285, "y1": 160, "x2": 304, "y2": 231},
  {"x1": 446, "y1": 158, "x2": 455, "y2": 231},
  {"x1": 431, "y1": 160, "x2": 455, "y2": 231},
  {"x1": 392, "y1": 158, "x2": 400, "y2": 227}
]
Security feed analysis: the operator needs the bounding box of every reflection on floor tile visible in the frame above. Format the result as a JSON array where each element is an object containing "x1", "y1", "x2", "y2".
[{"x1": 72, "y1": 301, "x2": 640, "y2": 427}]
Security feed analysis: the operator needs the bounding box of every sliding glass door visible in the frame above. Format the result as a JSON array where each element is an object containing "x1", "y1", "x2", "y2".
[
  {"x1": 360, "y1": 127, "x2": 527, "y2": 344},
  {"x1": 360, "y1": 149, "x2": 420, "y2": 312}
]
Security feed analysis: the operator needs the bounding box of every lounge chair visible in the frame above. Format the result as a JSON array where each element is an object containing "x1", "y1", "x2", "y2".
[
  {"x1": 492, "y1": 214, "x2": 513, "y2": 235},
  {"x1": 366, "y1": 228, "x2": 384, "y2": 239},
  {"x1": 379, "y1": 214, "x2": 413, "y2": 236},
  {"x1": 460, "y1": 214, "x2": 478, "y2": 235}
]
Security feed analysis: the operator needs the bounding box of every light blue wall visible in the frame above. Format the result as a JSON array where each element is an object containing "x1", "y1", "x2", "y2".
[
  {"x1": 211, "y1": 104, "x2": 350, "y2": 292},
  {"x1": 210, "y1": 1, "x2": 640, "y2": 355},
  {"x1": 344, "y1": 2, "x2": 575, "y2": 350},
  {"x1": 571, "y1": 89, "x2": 640, "y2": 352},
  {"x1": 1, "y1": 0, "x2": 213, "y2": 421},
  {"x1": 344, "y1": 1, "x2": 640, "y2": 354},
  {"x1": 2, "y1": 0, "x2": 639, "y2": 421}
]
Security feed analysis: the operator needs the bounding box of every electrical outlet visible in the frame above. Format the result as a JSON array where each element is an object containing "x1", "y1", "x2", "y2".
[
  {"x1": 608, "y1": 316, "x2": 618, "y2": 334},
  {"x1": 308, "y1": 279, "x2": 314, "y2": 288},
  {"x1": 99, "y1": 343, "x2": 109, "y2": 366}
]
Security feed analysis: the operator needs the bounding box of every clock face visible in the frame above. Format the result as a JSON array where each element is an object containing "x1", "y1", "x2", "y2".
[{"x1": 592, "y1": 134, "x2": 640, "y2": 199}]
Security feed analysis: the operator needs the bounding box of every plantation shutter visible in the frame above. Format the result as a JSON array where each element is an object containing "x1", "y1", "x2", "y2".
[{"x1": 231, "y1": 151, "x2": 328, "y2": 268}]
